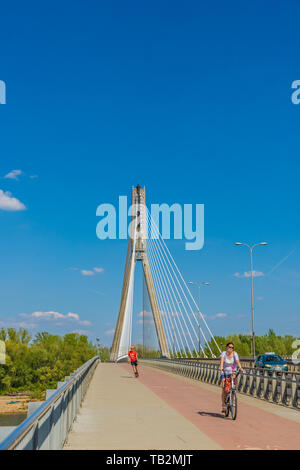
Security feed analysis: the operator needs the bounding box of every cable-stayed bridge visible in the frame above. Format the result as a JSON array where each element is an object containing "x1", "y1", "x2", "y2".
[
  {"x1": 111, "y1": 185, "x2": 220, "y2": 362},
  {"x1": 0, "y1": 185, "x2": 299, "y2": 451}
]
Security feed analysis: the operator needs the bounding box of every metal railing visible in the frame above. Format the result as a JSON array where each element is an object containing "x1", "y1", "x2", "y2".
[
  {"x1": 172, "y1": 356, "x2": 299, "y2": 372},
  {"x1": 141, "y1": 358, "x2": 300, "y2": 410},
  {"x1": 0, "y1": 356, "x2": 99, "y2": 450}
]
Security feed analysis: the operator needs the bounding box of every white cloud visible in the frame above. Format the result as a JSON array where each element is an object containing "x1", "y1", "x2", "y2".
[
  {"x1": 80, "y1": 267, "x2": 104, "y2": 276},
  {"x1": 66, "y1": 312, "x2": 79, "y2": 321},
  {"x1": 105, "y1": 329, "x2": 115, "y2": 336},
  {"x1": 26, "y1": 311, "x2": 64, "y2": 319},
  {"x1": 4, "y1": 320, "x2": 38, "y2": 329},
  {"x1": 89, "y1": 289, "x2": 104, "y2": 295},
  {"x1": 17, "y1": 321, "x2": 37, "y2": 329},
  {"x1": 19, "y1": 310, "x2": 91, "y2": 326},
  {"x1": 81, "y1": 270, "x2": 95, "y2": 276},
  {"x1": 4, "y1": 170, "x2": 39, "y2": 181},
  {"x1": 157, "y1": 310, "x2": 179, "y2": 317},
  {"x1": 93, "y1": 267, "x2": 104, "y2": 273},
  {"x1": 71, "y1": 329, "x2": 91, "y2": 335},
  {"x1": 0, "y1": 318, "x2": 38, "y2": 329},
  {"x1": 0, "y1": 190, "x2": 26, "y2": 211},
  {"x1": 245, "y1": 270, "x2": 264, "y2": 278},
  {"x1": 257, "y1": 296, "x2": 264, "y2": 301},
  {"x1": 137, "y1": 319, "x2": 154, "y2": 325},
  {"x1": 234, "y1": 271, "x2": 264, "y2": 278},
  {"x1": 137, "y1": 310, "x2": 152, "y2": 317},
  {"x1": 4, "y1": 169, "x2": 23, "y2": 180},
  {"x1": 209, "y1": 313, "x2": 227, "y2": 320}
]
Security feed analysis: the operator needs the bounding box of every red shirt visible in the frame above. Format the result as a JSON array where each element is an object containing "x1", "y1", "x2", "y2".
[{"x1": 128, "y1": 350, "x2": 138, "y2": 362}]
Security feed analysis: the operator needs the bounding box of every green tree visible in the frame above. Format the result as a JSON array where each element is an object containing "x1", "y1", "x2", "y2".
[
  {"x1": 0, "y1": 328, "x2": 97, "y2": 397},
  {"x1": 0, "y1": 328, "x2": 7, "y2": 341},
  {"x1": 99, "y1": 346, "x2": 110, "y2": 362}
]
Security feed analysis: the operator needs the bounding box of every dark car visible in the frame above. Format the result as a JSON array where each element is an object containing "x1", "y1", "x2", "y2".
[{"x1": 254, "y1": 353, "x2": 288, "y2": 371}]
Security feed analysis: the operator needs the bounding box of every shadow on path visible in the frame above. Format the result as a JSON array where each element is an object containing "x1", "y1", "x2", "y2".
[{"x1": 197, "y1": 411, "x2": 224, "y2": 419}]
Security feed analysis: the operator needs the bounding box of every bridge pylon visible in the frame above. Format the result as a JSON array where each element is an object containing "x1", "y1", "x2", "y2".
[{"x1": 110, "y1": 185, "x2": 169, "y2": 362}]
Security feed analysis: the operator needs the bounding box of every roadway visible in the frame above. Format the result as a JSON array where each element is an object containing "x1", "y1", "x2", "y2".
[{"x1": 64, "y1": 362, "x2": 300, "y2": 450}]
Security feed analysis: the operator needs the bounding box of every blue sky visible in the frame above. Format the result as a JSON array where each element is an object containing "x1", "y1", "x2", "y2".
[{"x1": 0, "y1": 1, "x2": 300, "y2": 346}]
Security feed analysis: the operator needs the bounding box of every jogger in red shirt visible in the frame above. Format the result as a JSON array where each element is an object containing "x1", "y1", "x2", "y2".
[{"x1": 128, "y1": 345, "x2": 139, "y2": 377}]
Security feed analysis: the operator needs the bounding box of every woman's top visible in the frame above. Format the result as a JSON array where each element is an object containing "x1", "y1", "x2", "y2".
[{"x1": 220, "y1": 351, "x2": 239, "y2": 375}]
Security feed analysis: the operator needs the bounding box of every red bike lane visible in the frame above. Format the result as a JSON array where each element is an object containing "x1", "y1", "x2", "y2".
[{"x1": 122, "y1": 364, "x2": 300, "y2": 450}]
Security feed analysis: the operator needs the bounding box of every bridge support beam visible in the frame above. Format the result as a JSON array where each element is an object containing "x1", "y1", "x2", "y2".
[{"x1": 110, "y1": 185, "x2": 169, "y2": 361}]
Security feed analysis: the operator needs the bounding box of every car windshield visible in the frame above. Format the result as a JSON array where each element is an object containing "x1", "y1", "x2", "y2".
[{"x1": 265, "y1": 355, "x2": 282, "y2": 362}]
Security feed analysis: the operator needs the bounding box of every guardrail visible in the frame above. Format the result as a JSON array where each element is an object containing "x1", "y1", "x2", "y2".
[
  {"x1": 0, "y1": 355, "x2": 99, "y2": 450},
  {"x1": 172, "y1": 356, "x2": 300, "y2": 372},
  {"x1": 141, "y1": 358, "x2": 300, "y2": 410}
]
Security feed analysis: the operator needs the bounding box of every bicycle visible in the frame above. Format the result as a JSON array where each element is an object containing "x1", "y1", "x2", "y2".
[{"x1": 224, "y1": 369, "x2": 240, "y2": 420}]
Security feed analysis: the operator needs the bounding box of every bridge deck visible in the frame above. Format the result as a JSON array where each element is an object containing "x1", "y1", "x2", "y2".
[{"x1": 64, "y1": 363, "x2": 300, "y2": 450}]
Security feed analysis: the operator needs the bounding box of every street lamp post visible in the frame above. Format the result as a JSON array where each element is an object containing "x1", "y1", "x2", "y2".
[
  {"x1": 96, "y1": 337, "x2": 101, "y2": 361},
  {"x1": 172, "y1": 308, "x2": 175, "y2": 358},
  {"x1": 188, "y1": 281, "x2": 210, "y2": 356},
  {"x1": 176, "y1": 301, "x2": 183, "y2": 357},
  {"x1": 165, "y1": 300, "x2": 174, "y2": 358},
  {"x1": 235, "y1": 242, "x2": 267, "y2": 360}
]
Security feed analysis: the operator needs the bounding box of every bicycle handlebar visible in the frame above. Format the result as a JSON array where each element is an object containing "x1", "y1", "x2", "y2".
[{"x1": 220, "y1": 367, "x2": 242, "y2": 376}]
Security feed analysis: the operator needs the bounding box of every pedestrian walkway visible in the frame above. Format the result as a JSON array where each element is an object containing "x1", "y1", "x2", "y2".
[
  {"x1": 64, "y1": 363, "x2": 220, "y2": 450},
  {"x1": 64, "y1": 363, "x2": 300, "y2": 450}
]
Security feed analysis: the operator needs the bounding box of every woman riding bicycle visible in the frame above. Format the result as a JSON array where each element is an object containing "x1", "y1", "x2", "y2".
[{"x1": 220, "y1": 342, "x2": 244, "y2": 413}]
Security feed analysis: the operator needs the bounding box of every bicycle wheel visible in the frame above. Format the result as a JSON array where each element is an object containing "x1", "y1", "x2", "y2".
[
  {"x1": 230, "y1": 391, "x2": 237, "y2": 420},
  {"x1": 224, "y1": 396, "x2": 229, "y2": 417}
]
